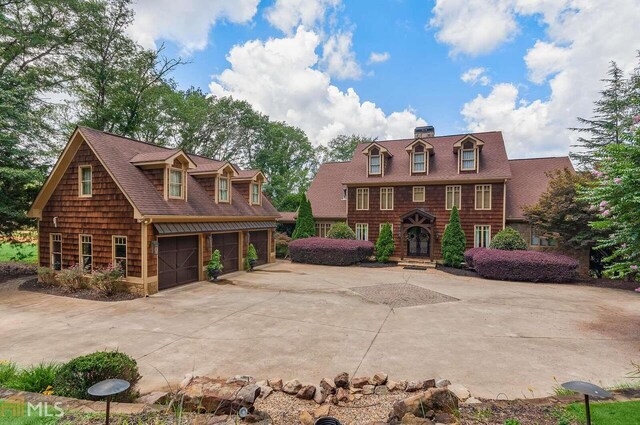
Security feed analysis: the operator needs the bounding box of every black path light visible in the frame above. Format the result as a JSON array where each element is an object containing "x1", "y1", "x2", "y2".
[
  {"x1": 561, "y1": 380, "x2": 612, "y2": 425},
  {"x1": 87, "y1": 379, "x2": 131, "y2": 425},
  {"x1": 315, "y1": 417, "x2": 342, "y2": 425}
]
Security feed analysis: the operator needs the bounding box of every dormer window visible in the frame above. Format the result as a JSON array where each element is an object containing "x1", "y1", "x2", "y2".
[
  {"x1": 218, "y1": 176, "x2": 229, "y2": 202},
  {"x1": 461, "y1": 141, "x2": 476, "y2": 170},
  {"x1": 405, "y1": 139, "x2": 434, "y2": 175},
  {"x1": 251, "y1": 183, "x2": 261, "y2": 205},
  {"x1": 412, "y1": 145, "x2": 426, "y2": 173},
  {"x1": 169, "y1": 168, "x2": 184, "y2": 199},
  {"x1": 369, "y1": 148, "x2": 381, "y2": 175}
]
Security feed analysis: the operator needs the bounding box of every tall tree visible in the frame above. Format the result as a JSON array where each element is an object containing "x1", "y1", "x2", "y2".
[
  {"x1": 441, "y1": 206, "x2": 466, "y2": 267},
  {"x1": 571, "y1": 62, "x2": 631, "y2": 167},
  {"x1": 292, "y1": 194, "x2": 315, "y2": 240},
  {"x1": 318, "y1": 134, "x2": 374, "y2": 163}
]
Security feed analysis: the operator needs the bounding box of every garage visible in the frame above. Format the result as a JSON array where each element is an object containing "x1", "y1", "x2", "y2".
[
  {"x1": 249, "y1": 230, "x2": 269, "y2": 266},
  {"x1": 212, "y1": 232, "x2": 239, "y2": 273},
  {"x1": 158, "y1": 235, "x2": 199, "y2": 290}
]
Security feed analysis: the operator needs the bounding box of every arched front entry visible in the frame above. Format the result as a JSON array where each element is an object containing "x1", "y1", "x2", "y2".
[{"x1": 400, "y1": 209, "x2": 436, "y2": 260}]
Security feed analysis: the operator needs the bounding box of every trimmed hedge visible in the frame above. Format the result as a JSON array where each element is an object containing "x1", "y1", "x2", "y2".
[
  {"x1": 473, "y1": 249, "x2": 578, "y2": 283},
  {"x1": 289, "y1": 237, "x2": 374, "y2": 266},
  {"x1": 464, "y1": 247, "x2": 487, "y2": 268}
]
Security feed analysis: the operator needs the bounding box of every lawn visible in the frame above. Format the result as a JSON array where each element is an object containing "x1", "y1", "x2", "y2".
[
  {"x1": 0, "y1": 243, "x2": 38, "y2": 264},
  {"x1": 0, "y1": 401, "x2": 58, "y2": 424},
  {"x1": 566, "y1": 400, "x2": 640, "y2": 424}
]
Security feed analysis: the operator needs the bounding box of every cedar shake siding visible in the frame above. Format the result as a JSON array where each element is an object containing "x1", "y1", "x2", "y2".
[
  {"x1": 347, "y1": 183, "x2": 505, "y2": 258},
  {"x1": 39, "y1": 141, "x2": 142, "y2": 277}
]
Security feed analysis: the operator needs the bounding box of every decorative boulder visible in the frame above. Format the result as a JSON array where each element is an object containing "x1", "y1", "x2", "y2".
[
  {"x1": 283, "y1": 379, "x2": 302, "y2": 395},
  {"x1": 334, "y1": 372, "x2": 350, "y2": 389},
  {"x1": 176, "y1": 376, "x2": 261, "y2": 414},
  {"x1": 392, "y1": 388, "x2": 458, "y2": 420}
]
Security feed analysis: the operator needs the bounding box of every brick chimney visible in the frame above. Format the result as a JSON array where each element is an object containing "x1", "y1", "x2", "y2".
[{"x1": 414, "y1": 126, "x2": 435, "y2": 138}]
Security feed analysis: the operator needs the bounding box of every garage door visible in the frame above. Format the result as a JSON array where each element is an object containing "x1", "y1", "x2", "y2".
[
  {"x1": 212, "y1": 232, "x2": 239, "y2": 273},
  {"x1": 249, "y1": 230, "x2": 268, "y2": 266},
  {"x1": 158, "y1": 236, "x2": 199, "y2": 290}
]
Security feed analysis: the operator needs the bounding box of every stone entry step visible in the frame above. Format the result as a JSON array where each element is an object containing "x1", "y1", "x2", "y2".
[{"x1": 398, "y1": 259, "x2": 436, "y2": 269}]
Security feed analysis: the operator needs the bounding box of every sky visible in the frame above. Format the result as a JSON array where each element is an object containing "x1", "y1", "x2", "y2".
[{"x1": 126, "y1": 0, "x2": 640, "y2": 159}]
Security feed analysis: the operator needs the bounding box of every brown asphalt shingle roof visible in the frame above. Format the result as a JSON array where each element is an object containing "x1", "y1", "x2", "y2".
[
  {"x1": 78, "y1": 127, "x2": 278, "y2": 218},
  {"x1": 506, "y1": 156, "x2": 574, "y2": 220},
  {"x1": 341, "y1": 132, "x2": 512, "y2": 185},
  {"x1": 130, "y1": 149, "x2": 180, "y2": 164},
  {"x1": 307, "y1": 162, "x2": 349, "y2": 219}
]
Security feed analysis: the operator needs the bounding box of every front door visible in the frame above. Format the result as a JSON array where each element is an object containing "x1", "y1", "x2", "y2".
[{"x1": 406, "y1": 227, "x2": 431, "y2": 258}]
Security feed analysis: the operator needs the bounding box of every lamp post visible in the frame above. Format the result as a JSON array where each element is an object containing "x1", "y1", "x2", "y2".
[
  {"x1": 87, "y1": 379, "x2": 131, "y2": 425},
  {"x1": 560, "y1": 381, "x2": 612, "y2": 425}
]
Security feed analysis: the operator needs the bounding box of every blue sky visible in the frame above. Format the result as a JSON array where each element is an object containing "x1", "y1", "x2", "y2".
[{"x1": 128, "y1": 0, "x2": 640, "y2": 158}]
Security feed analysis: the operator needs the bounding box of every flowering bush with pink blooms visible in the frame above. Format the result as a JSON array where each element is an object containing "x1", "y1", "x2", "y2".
[
  {"x1": 473, "y1": 249, "x2": 579, "y2": 283},
  {"x1": 289, "y1": 237, "x2": 374, "y2": 266}
]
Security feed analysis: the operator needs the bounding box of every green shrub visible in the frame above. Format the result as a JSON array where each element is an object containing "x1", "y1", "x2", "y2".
[
  {"x1": 441, "y1": 207, "x2": 466, "y2": 267},
  {"x1": 375, "y1": 223, "x2": 395, "y2": 262},
  {"x1": 57, "y1": 265, "x2": 86, "y2": 290},
  {"x1": 54, "y1": 351, "x2": 141, "y2": 402},
  {"x1": 207, "y1": 249, "x2": 223, "y2": 275},
  {"x1": 292, "y1": 194, "x2": 315, "y2": 240},
  {"x1": 90, "y1": 263, "x2": 124, "y2": 296},
  {"x1": 8, "y1": 362, "x2": 60, "y2": 393},
  {"x1": 490, "y1": 227, "x2": 527, "y2": 251},
  {"x1": 37, "y1": 267, "x2": 57, "y2": 287},
  {"x1": 245, "y1": 243, "x2": 258, "y2": 270},
  {"x1": 275, "y1": 232, "x2": 291, "y2": 258},
  {"x1": 0, "y1": 361, "x2": 18, "y2": 387},
  {"x1": 326, "y1": 222, "x2": 356, "y2": 239}
]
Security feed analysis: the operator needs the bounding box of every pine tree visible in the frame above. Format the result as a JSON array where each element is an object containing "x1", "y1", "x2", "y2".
[
  {"x1": 292, "y1": 193, "x2": 315, "y2": 239},
  {"x1": 571, "y1": 62, "x2": 631, "y2": 167},
  {"x1": 375, "y1": 223, "x2": 395, "y2": 263},
  {"x1": 441, "y1": 206, "x2": 466, "y2": 267}
]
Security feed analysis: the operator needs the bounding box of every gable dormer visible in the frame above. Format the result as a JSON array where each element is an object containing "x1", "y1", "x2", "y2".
[
  {"x1": 216, "y1": 162, "x2": 239, "y2": 204},
  {"x1": 453, "y1": 135, "x2": 484, "y2": 173},
  {"x1": 361, "y1": 142, "x2": 392, "y2": 177},
  {"x1": 130, "y1": 149, "x2": 196, "y2": 201},
  {"x1": 232, "y1": 170, "x2": 267, "y2": 206},
  {"x1": 405, "y1": 139, "x2": 434, "y2": 175}
]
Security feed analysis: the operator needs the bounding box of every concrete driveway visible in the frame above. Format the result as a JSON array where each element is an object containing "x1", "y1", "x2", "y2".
[{"x1": 1, "y1": 261, "x2": 639, "y2": 399}]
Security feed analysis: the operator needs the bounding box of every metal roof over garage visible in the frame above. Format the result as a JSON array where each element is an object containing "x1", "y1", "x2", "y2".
[{"x1": 154, "y1": 221, "x2": 276, "y2": 235}]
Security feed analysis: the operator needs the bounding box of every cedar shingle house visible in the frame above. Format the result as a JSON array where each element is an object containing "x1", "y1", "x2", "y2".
[
  {"x1": 302, "y1": 126, "x2": 576, "y2": 261},
  {"x1": 28, "y1": 127, "x2": 279, "y2": 294}
]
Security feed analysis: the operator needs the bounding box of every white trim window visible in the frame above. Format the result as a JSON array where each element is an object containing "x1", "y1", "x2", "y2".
[
  {"x1": 218, "y1": 177, "x2": 229, "y2": 202},
  {"x1": 355, "y1": 223, "x2": 369, "y2": 241},
  {"x1": 113, "y1": 236, "x2": 127, "y2": 276},
  {"x1": 356, "y1": 188, "x2": 369, "y2": 210},
  {"x1": 79, "y1": 165, "x2": 92, "y2": 197},
  {"x1": 412, "y1": 147, "x2": 426, "y2": 173},
  {"x1": 169, "y1": 168, "x2": 184, "y2": 198},
  {"x1": 379, "y1": 223, "x2": 393, "y2": 233},
  {"x1": 413, "y1": 186, "x2": 425, "y2": 202},
  {"x1": 380, "y1": 187, "x2": 394, "y2": 210},
  {"x1": 80, "y1": 235, "x2": 92, "y2": 272},
  {"x1": 474, "y1": 225, "x2": 491, "y2": 248},
  {"x1": 445, "y1": 185, "x2": 461, "y2": 210},
  {"x1": 251, "y1": 183, "x2": 260, "y2": 205},
  {"x1": 369, "y1": 152, "x2": 381, "y2": 175},
  {"x1": 475, "y1": 184, "x2": 492, "y2": 210},
  {"x1": 461, "y1": 141, "x2": 476, "y2": 171},
  {"x1": 315, "y1": 223, "x2": 331, "y2": 238},
  {"x1": 50, "y1": 233, "x2": 62, "y2": 271}
]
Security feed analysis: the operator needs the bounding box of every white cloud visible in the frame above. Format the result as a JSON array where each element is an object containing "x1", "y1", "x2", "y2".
[
  {"x1": 461, "y1": 67, "x2": 491, "y2": 86},
  {"x1": 430, "y1": 0, "x2": 518, "y2": 56},
  {"x1": 265, "y1": 0, "x2": 341, "y2": 34},
  {"x1": 320, "y1": 31, "x2": 362, "y2": 79},
  {"x1": 458, "y1": 0, "x2": 640, "y2": 158},
  {"x1": 128, "y1": 0, "x2": 259, "y2": 53},
  {"x1": 209, "y1": 27, "x2": 426, "y2": 145},
  {"x1": 368, "y1": 52, "x2": 390, "y2": 64}
]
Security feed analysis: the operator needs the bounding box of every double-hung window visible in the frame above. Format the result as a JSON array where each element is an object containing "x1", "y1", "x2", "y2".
[
  {"x1": 355, "y1": 223, "x2": 369, "y2": 241},
  {"x1": 412, "y1": 148, "x2": 425, "y2": 173},
  {"x1": 169, "y1": 169, "x2": 183, "y2": 198},
  {"x1": 79, "y1": 166, "x2": 92, "y2": 197},
  {"x1": 356, "y1": 188, "x2": 369, "y2": 210},
  {"x1": 80, "y1": 235, "x2": 92, "y2": 272},
  {"x1": 315, "y1": 223, "x2": 331, "y2": 238},
  {"x1": 219, "y1": 177, "x2": 229, "y2": 202},
  {"x1": 475, "y1": 185, "x2": 491, "y2": 210},
  {"x1": 51, "y1": 234, "x2": 62, "y2": 271},
  {"x1": 531, "y1": 227, "x2": 557, "y2": 246},
  {"x1": 474, "y1": 225, "x2": 491, "y2": 248},
  {"x1": 413, "y1": 186, "x2": 425, "y2": 202},
  {"x1": 445, "y1": 185, "x2": 461, "y2": 210},
  {"x1": 380, "y1": 187, "x2": 394, "y2": 210},
  {"x1": 251, "y1": 183, "x2": 260, "y2": 205},
  {"x1": 113, "y1": 236, "x2": 127, "y2": 276},
  {"x1": 461, "y1": 141, "x2": 476, "y2": 171},
  {"x1": 369, "y1": 154, "x2": 381, "y2": 174}
]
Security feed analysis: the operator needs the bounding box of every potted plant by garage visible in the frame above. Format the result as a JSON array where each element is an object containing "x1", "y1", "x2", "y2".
[
  {"x1": 207, "y1": 250, "x2": 224, "y2": 281},
  {"x1": 246, "y1": 243, "x2": 258, "y2": 271}
]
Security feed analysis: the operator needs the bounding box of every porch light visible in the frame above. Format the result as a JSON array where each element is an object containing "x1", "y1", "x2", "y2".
[{"x1": 150, "y1": 241, "x2": 159, "y2": 255}]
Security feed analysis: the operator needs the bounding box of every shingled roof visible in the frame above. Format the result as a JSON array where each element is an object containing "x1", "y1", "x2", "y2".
[
  {"x1": 506, "y1": 157, "x2": 574, "y2": 220},
  {"x1": 307, "y1": 162, "x2": 349, "y2": 219},
  {"x1": 342, "y1": 131, "x2": 512, "y2": 185},
  {"x1": 76, "y1": 127, "x2": 278, "y2": 218}
]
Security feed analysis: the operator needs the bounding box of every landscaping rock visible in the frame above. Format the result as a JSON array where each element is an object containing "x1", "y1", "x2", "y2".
[
  {"x1": 314, "y1": 404, "x2": 331, "y2": 418},
  {"x1": 255, "y1": 380, "x2": 268, "y2": 387},
  {"x1": 334, "y1": 372, "x2": 350, "y2": 389},
  {"x1": 402, "y1": 413, "x2": 435, "y2": 424},
  {"x1": 386, "y1": 380, "x2": 398, "y2": 391},
  {"x1": 135, "y1": 391, "x2": 169, "y2": 405},
  {"x1": 336, "y1": 387, "x2": 349, "y2": 402},
  {"x1": 300, "y1": 410, "x2": 314, "y2": 425},
  {"x1": 447, "y1": 383, "x2": 471, "y2": 401},
  {"x1": 349, "y1": 387, "x2": 362, "y2": 394},
  {"x1": 176, "y1": 376, "x2": 261, "y2": 414},
  {"x1": 397, "y1": 380, "x2": 408, "y2": 391},
  {"x1": 179, "y1": 373, "x2": 193, "y2": 390},
  {"x1": 351, "y1": 376, "x2": 370, "y2": 388},
  {"x1": 320, "y1": 377, "x2": 336, "y2": 394},
  {"x1": 423, "y1": 379, "x2": 436, "y2": 389},
  {"x1": 433, "y1": 412, "x2": 455, "y2": 423},
  {"x1": 296, "y1": 385, "x2": 316, "y2": 400},
  {"x1": 371, "y1": 372, "x2": 388, "y2": 386},
  {"x1": 435, "y1": 379, "x2": 451, "y2": 388},
  {"x1": 405, "y1": 381, "x2": 423, "y2": 392},
  {"x1": 374, "y1": 385, "x2": 389, "y2": 395},
  {"x1": 464, "y1": 397, "x2": 481, "y2": 404},
  {"x1": 226, "y1": 375, "x2": 255, "y2": 385},
  {"x1": 362, "y1": 385, "x2": 375, "y2": 395},
  {"x1": 314, "y1": 387, "x2": 327, "y2": 404},
  {"x1": 268, "y1": 378, "x2": 283, "y2": 391},
  {"x1": 283, "y1": 379, "x2": 302, "y2": 395},
  {"x1": 258, "y1": 385, "x2": 273, "y2": 399},
  {"x1": 392, "y1": 388, "x2": 459, "y2": 420}
]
